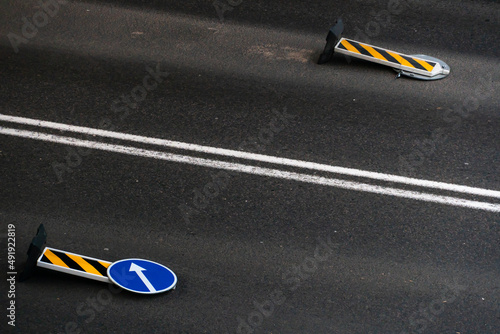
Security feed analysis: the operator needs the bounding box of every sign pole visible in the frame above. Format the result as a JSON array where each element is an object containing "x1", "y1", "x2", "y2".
[
  {"x1": 318, "y1": 18, "x2": 451, "y2": 80},
  {"x1": 19, "y1": 224, "x2": 177, "y2": 294}
]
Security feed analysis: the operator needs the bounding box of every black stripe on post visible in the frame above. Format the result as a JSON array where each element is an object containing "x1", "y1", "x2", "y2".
[
  {"x1": 85, "y1": 259, "x2": 108, "y2": 276},
  {"x1": 51, "y1": 250, "x2": 84, "y2": 272},
  {"x1": 401, "y1": 55, "x2": 427, "y2": 70},
  {"x1": 373, "y1": 47, "x2": 399, "y2": 65},
  {"x1": 348, "y1": 41, "x2": 372, "y2": 57},
  {"x1": 413, "y1": 58, "x2": 437, "y2": 69}
]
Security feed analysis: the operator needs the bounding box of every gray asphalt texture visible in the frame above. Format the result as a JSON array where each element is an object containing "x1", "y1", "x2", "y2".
[{"x1": 1, "y1": 0, "x2": 499, "y2": 333}]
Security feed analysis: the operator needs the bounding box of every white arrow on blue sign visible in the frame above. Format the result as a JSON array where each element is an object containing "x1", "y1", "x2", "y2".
[{"x1": 107, "y1": 258, "x2": 177, "y2": 294}]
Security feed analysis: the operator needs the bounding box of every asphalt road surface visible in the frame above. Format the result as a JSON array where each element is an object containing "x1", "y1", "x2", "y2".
[{"x1": 1, "y1": 0, "x2": 499, "y2": 333}]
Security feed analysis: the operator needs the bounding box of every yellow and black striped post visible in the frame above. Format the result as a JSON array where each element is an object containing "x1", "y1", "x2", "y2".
[
  {"x1": 37, "y1": 247, "x2": 111, "y2": 283},
  {"x1": 317, "y1": 18, "x2": 450, "y2": 80},
  {"x1": 334, "y1": 38, "x2": 449, "y2": 78}
]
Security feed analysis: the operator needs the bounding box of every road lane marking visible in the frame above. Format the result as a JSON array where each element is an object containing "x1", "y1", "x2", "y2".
[
  {"x1": 1, "y1": 113, "x2": 499, "y2": 200},
  {"x1": 1, "y1": 126, "x2": 499, "y2": 212}
]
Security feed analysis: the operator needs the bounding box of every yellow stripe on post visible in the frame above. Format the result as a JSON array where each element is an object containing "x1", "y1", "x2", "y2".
[
  {"x1": 386, "y1": 51, "x2": 414, "y2": 68},
  {"x1": 341, "y1": 40, "x2": 361, "y2": 54},
  {"x1": 360, "y1": 44, "x2": 387, "y2": 61},
  {"x1": 66, "y1": 253, "x2": 103, "y2": 276},
  {"x1": 99, "y1": 261, "x2": 111, "y2": 268},
  {"x1": 413, "y1": 58, "x2": 435, "y2": 72},
  {"x1": 44, "y1": 248, "x2": 70, "y2": 268}
]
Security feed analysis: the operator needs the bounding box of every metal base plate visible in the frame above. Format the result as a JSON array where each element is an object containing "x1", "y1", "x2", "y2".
[{"x1": 395, "y1": 54, "x2": 450, "y2": 80}]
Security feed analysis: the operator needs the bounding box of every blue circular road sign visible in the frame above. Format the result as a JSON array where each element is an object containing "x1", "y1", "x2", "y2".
[{"x1": 108, "y1": 258, "x2": 177, "y2": 294}]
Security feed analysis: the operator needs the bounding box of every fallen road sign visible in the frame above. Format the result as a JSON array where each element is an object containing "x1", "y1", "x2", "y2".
[
  {"x1": 108, "y1": 259, "x2": 177, "y2": 295},
  {"x1": 318, "y1": 18, "x2": 450, "y2": 80},
  {"x1": 19, "y1": 224, "x2": 177, "y2": 294}
]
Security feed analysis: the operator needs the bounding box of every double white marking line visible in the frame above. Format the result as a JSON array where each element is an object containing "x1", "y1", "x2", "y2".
[{"x1": 1, "y1": 114, "x2": 500, "y2": 212}]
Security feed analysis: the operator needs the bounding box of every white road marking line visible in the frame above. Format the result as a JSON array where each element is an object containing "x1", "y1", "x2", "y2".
[
  {"x1": 1, "y1": 113, "x2": 499, "y2": 199},
  {"x1": 1, "y1": 126, "x2": 499, "y2": 212}
]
